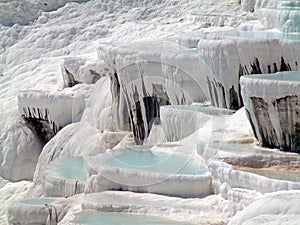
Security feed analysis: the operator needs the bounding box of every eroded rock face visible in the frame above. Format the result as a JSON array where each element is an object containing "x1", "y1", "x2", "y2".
[
  {"x1": 17, "y1": 90, "x2": 85, "y2": 144},
  {"x1": 249, "y1": 95, "x2": 300, "y2": 150},
  {"x1": 198, "y1": 34, "x2": 300, "y2": 110},
  {"x1": 23, "y1": 116, "x2": 55, "y2": 144},
  {"x1": 241, "y1": 72, "x2": 300, "y2": 152},
  {"x1": 60, "y1": 57, "x2": 106, "y2": 88}
]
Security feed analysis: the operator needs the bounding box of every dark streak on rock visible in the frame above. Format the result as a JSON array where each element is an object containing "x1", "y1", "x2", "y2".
[
  {"x1": 90, "y1": 69, "x2": 102, "y2": 83},
  {"x1": 229, "y1": 86, "x2": 239, "y2": 110},
  {"x1": 245, "y1": 108, "x2": 258, "y2": 140},
  {"x1": 212, "y1": 79, "x2": 219, "y2": 107},
  {"x1": 250, "y1": 58, "x2": 262, "y2": 74},
  {"x1": 280, "y1": 57, "x2": 291, "y2": 72},
  {"x1": 219, "y1": 81, "x2": 227, "y2": 108},
  {"x1": 206, "y1": 76, "x2": 215, "y2": 106},
  {"x1": 267, "y1": 65, "x2": 271, "y2": 74},
  {"x1": 65, "y1": 67, "x2": 79, "y2": 87},
  {"x1": 273, "y1": 63, "x2": 278, "y2": 73},
  {"x1": 111, "y1": 72, "x2": 130, "y2": 130}
]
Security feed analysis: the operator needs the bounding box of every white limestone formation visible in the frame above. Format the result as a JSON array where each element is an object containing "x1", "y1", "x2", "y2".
[
  {"x1": 160, "y1": 105, "x2": 234, "y2": 142},
  {"x1": 0, "y1": 119, "x2": 43, "y2": 181},
  {"x1": 194, "y1": 108, "x2": 300, "y2": 217},
  {"x1": 161, "y1": 105, "x2": 209, "y2": 142},
  {"x1": 259, "y1": 1, "x2": 300, "y2": 33},
  {"x1": 209, "y1": 158, "x2": 300, "y2": 194},
  {"x1": 7, "y1": 198, "x2": 60, "y2": 225},
  {"x1": 82, "y1": 76, "x2": 113, "y2": 132},
  {"x1": 229, "y1": 190, "x2": 300, "y2": 224},
  {"x1": 0, "y1": 178, "x2": 31, "y2": 224},
  {"x1": 0, "y1": 0, "x2": 92, "y2": 26},
  {"x1": 3, "y1": 0, "x2": 300, "y2": 224},
  {"x1": 44, "y1": 174, "x2": 85, "y2": 198}
]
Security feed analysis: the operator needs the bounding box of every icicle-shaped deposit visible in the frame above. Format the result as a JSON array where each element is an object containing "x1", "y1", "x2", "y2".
[{"x1": 17, "y1": 90, "x2": 85, "y2": 133}]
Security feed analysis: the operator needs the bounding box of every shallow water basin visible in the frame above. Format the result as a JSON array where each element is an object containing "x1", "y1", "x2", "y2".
[
  {"x1": 19, "y1": 198, "x2": 56, "y2": 206},
  {"x1": 198, "y1": 142, "x2": 277, "y2": 157},
  {"x1": 220, "y1": 31, "x2": 300, "y2": 40},
  {"x1": 246, "y1": 71, "x2": 300, "y2": 82},
  {"x1": 86, "y1": 146, "x2": 212, "y2": 197},
  {"x1": 102, "y1": 146, "x2": 208, "y2": 175},
  {"x1": 48, "y1": 157, "x2": 87, "y2": 181},
  {"x1": 236, "y1": 166, "x2": 300, "y2": 182}
]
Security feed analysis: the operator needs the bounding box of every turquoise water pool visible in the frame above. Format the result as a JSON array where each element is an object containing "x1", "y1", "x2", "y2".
[
  {"x1": 177, "y1": 33, "x2": 208, "y2": 49},
  {"x1": 278, "y1": 1, "x2": 300, "y2": 9},
  {"x1": 105, "y1": 146, "x2": 208, "y2": 175},
  {"x1": 20, "y1": 198, "x2": 55, "y2": 206},
  {"x1": 238, "y1": 167, "x2": 300, "y2": 182},
  {"x1": 245, "y1": 71, "x2": 300, "y2": 82},
  {"x1": 109, "y1": 146, "x2": 167, "y2": 167},
  {"x1": 198, "y1": 142, "x2": 277, "y2": 156},
  {"x1": 278, "y1": 6, "x2": 300, "y2": 10},
  {"x1": 215, "y1": 143, "x2": 276, "y2": 154},
  {"x1": 72, "y1": 211, "x2": 192, "y2": 225},
  {"x1": 220, "y1": 31, "x2": 300, "y2": 40},
  {"x1": 48, "y1": 157, "x2": 87, "y2": 181}
]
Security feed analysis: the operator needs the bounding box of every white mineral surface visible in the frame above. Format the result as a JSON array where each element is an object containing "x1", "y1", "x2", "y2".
[{"x1": 1, "y1": 0, "x2": 300, "y2": 224}]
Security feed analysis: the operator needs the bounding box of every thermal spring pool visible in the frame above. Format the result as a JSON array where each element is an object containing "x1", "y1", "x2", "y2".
[
  {"x1": 44, "y1": 157, "x2": 88, "y2": 197},
  {"x1": 47, "y1": 157, "x2": 87, "y2": 181},
  {"x1": 19, "y1": 198, "x2": 56, "y2": 206},
  {"x1": 103, "y1": 146, "x2": 206, "y2": 175},
  {"x1": 220, "y1": 30, "x2": 300, "y2": 40},
  {"x1": 85, "y1": 146, "x2": 213, "y2": 197}
]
